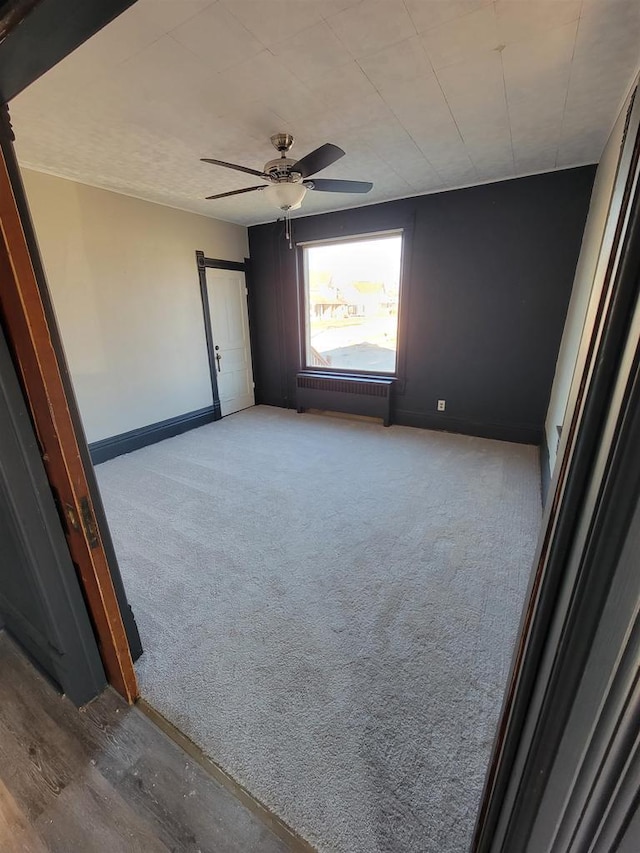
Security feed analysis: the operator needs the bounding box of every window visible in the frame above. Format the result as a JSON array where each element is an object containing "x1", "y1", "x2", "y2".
[{"x1": 302, "y1": 232, "x2": 403, "y2": 375}]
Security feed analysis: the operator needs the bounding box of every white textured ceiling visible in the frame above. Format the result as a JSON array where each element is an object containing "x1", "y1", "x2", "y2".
[{"x1": 11, "y1": 0, "x2": 640, "y2": 226}]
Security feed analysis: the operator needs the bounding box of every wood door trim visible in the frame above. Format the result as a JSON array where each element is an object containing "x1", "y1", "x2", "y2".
[
  {"x1": 196, "y1": 251, "x2": 246, "y2": 273},
  {"x1": 196, "y1": 250, "x2": 223, "y2": 421},
  {"x1": 0, "y1": 117, "x2": 138, "y2": 703}
]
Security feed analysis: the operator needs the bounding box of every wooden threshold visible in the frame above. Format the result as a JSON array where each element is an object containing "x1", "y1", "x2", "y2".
[{"x1": 137, "y1": 699, "x2": 317, "y2": 853}]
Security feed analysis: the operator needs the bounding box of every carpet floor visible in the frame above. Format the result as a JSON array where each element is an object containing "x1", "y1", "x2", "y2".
[{"x1": 95, "y1": 406, "x2": 542, "y2": 853}]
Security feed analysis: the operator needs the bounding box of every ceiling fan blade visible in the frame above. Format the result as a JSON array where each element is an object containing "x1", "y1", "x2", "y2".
[
  {"x1": 292, "y1": 143, "x2": 345, "y2": 178},
  {"x1": 206, "y1": 185, "x2": 266, "y2": 200},
  {"x1": 201, "y1": 157, "x2": 266, "y2": 178},
  {"x1": 305, "y1": 178, "x2": 373, "y2": 194}
]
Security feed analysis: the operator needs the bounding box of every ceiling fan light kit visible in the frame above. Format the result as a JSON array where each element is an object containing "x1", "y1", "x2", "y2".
[{"x1": 266, "y1": 181, "x2": 307, "y2": 212}]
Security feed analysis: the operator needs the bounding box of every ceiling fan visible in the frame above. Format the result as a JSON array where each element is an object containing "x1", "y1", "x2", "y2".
[{"x1": 201, "y1": 133, "x2": 373, "y2": 213}]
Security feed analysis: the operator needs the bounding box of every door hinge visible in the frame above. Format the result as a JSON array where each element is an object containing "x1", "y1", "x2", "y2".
[{"x1": 79, "y1": 495, "x2": 100, "y2": 549}]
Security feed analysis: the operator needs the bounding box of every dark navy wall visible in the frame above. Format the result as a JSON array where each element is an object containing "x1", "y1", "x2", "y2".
[{"x1": 248, "y1": 166, "x2": 596, "y2": 444}]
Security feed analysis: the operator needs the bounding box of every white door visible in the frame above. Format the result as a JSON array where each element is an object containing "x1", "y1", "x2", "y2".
[{"x1": 205, "y1": 267, "x2": 255, "y2": 417}]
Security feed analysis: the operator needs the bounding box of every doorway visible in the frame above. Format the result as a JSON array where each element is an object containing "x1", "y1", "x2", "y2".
[
  {"x1": 1, "y1": 1, "x2": 640, "y2": 844},
  {"x1": 196, "y1": 252, "x2": 255, "y2": 421},
  {"x1": 205, "y1": 266, "x2": 255, "y2": 418}
]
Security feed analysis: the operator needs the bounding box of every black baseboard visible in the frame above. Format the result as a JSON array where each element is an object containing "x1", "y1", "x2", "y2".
[
  {"x1": 89, "y1": 405, "x2": 218, "y2": 464},
  {"x1": 394, "y1": 409, "x2": 541, "y2": 445},
  {"x1": 540, "y1": 432, "x2": 552, "y2": 507},
  {"x1": 223, "y1": 398, "x2": 542, "y2": 444}
]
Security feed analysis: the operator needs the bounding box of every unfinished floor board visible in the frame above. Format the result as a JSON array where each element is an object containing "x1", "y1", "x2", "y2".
[
  {"x1": 95, "y1": 405, "x2": 542, "y2": 853},
  {"x1": 0, "y1": 632, "x2": 292, "y2": 853}
]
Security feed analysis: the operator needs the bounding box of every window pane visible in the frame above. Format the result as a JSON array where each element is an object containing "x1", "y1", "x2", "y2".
[{"x1": 305, "y1": 234, "x2": 402, "y2": 374}]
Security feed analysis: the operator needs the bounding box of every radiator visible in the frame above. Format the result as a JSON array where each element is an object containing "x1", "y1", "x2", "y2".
[{"x1": 296, "y1": 372, "x2": 393, "y2": 426}]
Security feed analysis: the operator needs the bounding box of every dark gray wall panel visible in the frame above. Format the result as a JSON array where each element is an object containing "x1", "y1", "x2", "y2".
[{"x1": 248, "y1": 166, "x2": 596, "y2": 443}]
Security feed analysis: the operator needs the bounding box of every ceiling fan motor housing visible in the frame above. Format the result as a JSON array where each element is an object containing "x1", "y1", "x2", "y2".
[{"x1": 263, "y1": 157, "x2": 302, "y2": 182}]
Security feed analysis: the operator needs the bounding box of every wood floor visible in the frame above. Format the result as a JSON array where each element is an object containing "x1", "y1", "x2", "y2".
[{"x1": 0, "y1": 631, "x2": 294, "y2": 853}]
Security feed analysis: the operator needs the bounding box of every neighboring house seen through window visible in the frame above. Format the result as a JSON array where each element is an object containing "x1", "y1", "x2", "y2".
[{"x1": 302, "y1": 232, "x2": 403, "y2": 375}]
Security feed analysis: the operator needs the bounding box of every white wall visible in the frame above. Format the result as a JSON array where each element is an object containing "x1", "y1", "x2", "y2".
[
  {"x1": 21, "y1": 169, "x2": 248, "y2": 443},
  {"x1": 544, "y1": 93, "x2": 631, "y2": 473}
]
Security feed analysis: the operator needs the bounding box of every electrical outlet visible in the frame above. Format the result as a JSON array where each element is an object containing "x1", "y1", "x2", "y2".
[{"x1": 437, "y1": 399, "x2": 446, "y2": 412}]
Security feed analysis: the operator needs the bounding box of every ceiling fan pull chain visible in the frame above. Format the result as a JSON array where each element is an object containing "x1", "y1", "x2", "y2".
[{"x1": 285, "y1": 208, "x2": 293, "y2": 249}]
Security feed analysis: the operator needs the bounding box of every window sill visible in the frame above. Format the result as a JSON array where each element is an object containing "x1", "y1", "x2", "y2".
[{"x1": 299, "y1": 368, "x2": 398, "y2": 383}]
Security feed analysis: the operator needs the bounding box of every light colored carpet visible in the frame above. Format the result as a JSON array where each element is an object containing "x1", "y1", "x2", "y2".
[{"x1": 95, "y1": 406, "x2": 541, "y2": 853}]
